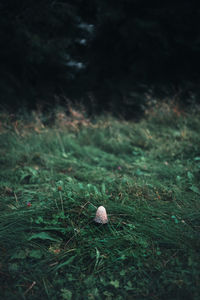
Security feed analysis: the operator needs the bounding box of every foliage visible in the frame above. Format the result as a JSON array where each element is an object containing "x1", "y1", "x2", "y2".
[{"x1": 0, "y1": 107, "x2": 200, "y2": 299}]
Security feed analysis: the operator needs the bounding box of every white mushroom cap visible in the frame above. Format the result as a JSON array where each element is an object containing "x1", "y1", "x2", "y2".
[{"x1": 94, "y1": 206, "x2": 108, "y2": 224}]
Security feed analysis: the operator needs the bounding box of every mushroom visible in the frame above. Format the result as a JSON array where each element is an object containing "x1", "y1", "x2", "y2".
[{"x1": 94, "y1": 206, "x2": 108, "y2": 224}]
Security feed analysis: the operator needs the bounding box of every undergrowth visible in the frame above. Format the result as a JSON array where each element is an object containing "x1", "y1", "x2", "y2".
[{"x1": 0, "y1": 104, "x2": 200, "y2": 299}]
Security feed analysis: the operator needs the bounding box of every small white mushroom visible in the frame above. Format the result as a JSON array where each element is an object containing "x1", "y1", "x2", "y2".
[{"x1": 94, "y1": 206, "x2": 108, "y2": 224}]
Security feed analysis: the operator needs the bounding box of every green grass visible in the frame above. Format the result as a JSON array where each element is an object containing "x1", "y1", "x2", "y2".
[{"x1": 0, "y1": 107, "x2": 200, "y2": 299}]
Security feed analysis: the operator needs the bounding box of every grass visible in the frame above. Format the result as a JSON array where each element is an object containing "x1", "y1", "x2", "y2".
[{"x1": 0, "y1": 104, "x2": 200, "y2": 299}]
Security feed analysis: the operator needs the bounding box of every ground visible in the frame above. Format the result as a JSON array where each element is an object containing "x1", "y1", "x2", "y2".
[{"x1": 0, "y1": 104, "x2": 200, "y2": 299}]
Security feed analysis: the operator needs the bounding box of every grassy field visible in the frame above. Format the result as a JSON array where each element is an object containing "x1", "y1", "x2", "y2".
[{"x1": 0, "y1": 104, "x2": 200, "y2": 299}]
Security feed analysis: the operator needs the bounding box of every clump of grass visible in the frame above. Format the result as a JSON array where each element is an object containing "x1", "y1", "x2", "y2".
[{"x1": 0, "y1": 106, "x2": 200, "y2": 299}]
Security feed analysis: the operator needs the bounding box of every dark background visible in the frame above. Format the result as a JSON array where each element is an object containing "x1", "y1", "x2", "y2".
[{"x1": 1, "y1": 0, "x2": 200, "y2": 117}]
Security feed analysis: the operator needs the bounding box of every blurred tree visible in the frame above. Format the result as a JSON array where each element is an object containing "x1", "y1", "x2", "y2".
[
  {"x1": 0, "y1": 0, "x2": 200, "y2": 114},
  {"x1": 86, "y1": 0, "x2": 200, "y2": 114},
  {"x1": 0, "y1": 0, "x2": 92, "y2": 108}
]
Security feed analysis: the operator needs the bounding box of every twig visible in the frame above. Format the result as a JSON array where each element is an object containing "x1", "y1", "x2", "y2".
[
  {"x1": 163, "y1": 250, "x2": 179, "y2": 267},
  {"x1": 49, "y1": 262, "x2": 58, "y2": 267},
  {"x1": 54, "y1": 198, "x2": 59, "y2": 210},
  {"x1": 24, "y1": 281, "x2": 36, "y2": 296},
  {"x1": 78, "y1": 201, "x2": 97, "y2": 216},
  {"x1": 59, "y1": 191, "x2": 64, "y2": 212},
  {"x1": 55, "y1": 130, "x2": 65, "y2": 155},
  {"x1": 14, "y1": 193, "x2": 19, "y2": 206}
]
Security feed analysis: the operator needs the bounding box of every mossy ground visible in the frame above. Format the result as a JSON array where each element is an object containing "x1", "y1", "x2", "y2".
[{"x1": 0, "y1": 105, "x2": 200, "y2": 299}]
